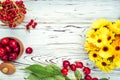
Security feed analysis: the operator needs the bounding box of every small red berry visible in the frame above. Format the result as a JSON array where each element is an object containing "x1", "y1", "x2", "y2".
[
  {"x1": 0, "y1": 48, "x2": 6, "y2": 57},
  {"x1": 1, "y1": 38, "x2": 10, "y2": 45},
  {"x1": 83, "y1": 67, "x2": 91, "y2": 75},
  {"x1": 32, "y1": 22, "x2": 37, "y2": 28},
  {"x1": 84, "y1": 75, "x2": 92, "y2": 80},
  {"x1": 26, "y1": 47, "x2": 33, "y2": 54},
  {"x1": 70, "y1": 64, "x2": 76, "y2": 71},
  {"x1": 63, "y1": 60, "x2": 70, "y2": 68},
  {"x1": 14, "y1": 47, "x2": 20, "y2": 53},
  {"x1": 76, "y1": 62, "x2": 83, "y2": 68},
  {"x1": 5, "y1": 46, "x2": 12, "y2": 52},
  {"x1": 9, "y1": 40, "x2": 18, "y2": 48},
  {"x1": 29, "y1": 19, "x2": 34, "y2": 25},
  {"x1": 92, "y1": 78, "x2": 98, "y2": 80},
  {"x1": 8, "y1": 52, "x2": 17, "y2": 61},
  {"x1": 61, "y1": 68, "x2": 68, "y2": 76},
  {"x1": 1, "y1": 55, "x2": 8, "y2": 61}
]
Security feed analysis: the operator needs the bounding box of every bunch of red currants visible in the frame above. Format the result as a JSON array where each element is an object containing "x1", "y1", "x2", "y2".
[
  {"x1": 0, "y1": 0, "x2": 26, "y2": 28},
  {"x1": 61, "y1": 60, "x2": 98, "y2": 80}
]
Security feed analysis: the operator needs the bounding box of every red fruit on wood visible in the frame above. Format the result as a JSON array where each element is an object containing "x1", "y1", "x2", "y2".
[
  {"x1": 8, "y1": 52, "x2": 17, "y2": 61},
  {"x1": 84, "y1": 75, "x2": 92, "y2": 80},
  {"x1": 61, "y1": 68, "x2": 68, "y2": 76},
  {"x1": 0, "y1": 48, "x2": 6, "y2": 57},
  {"x1": 63, "y1": 60, "x2": 70, "y2": 68},
  {"x1": 1, "y1": 38, "x2": 10, "y2": 45},
  {"x1": 9, "y1": 40, "x2": 18, "y2": 48},
  {"x1": 5, "y1": 46, "x2": 12, "y2": 52},
  {"x1": 92, "y1": 78, "x2": 98, "y2": 80},
  {"x1": 70, "y1": 64, "x2": 76, "y2": 71},
  {"x1": 76, "y1": 62, "x2": 83, "y2": 68},
  {"x1": 26, "y1": 47, "x2": 33, "y2": 54},
  {"x1": 1, "y1": 55, "x2": 8, "y2": 61},
  {"x1": 83, "y1": 67, "x2": 91, "y2": 75}
]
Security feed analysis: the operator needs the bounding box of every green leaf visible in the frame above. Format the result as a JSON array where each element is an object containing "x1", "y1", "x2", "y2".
[
  {"x1": 99, "y1": 78, "x2": 109, "y2": 80},
  {"x1": 25, "y1": 74, "x2": 39, "y2": 80},
  {"x1": 23, "y1": 64, "x2": 57, "y2": 78},
  {"x1": 54, "y1": 75, "x2": 65, "y2": 80},
  {"x1": 74, "y1": 70, "x2": 82, "y2": 80}
]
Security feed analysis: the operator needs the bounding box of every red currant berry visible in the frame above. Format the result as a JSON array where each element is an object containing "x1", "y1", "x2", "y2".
[
  {"x1": 26, "y1": 47, "x2": 33, "y2": 54},
  {"x1": 9, "y1": 40, "x2": 18, "y2": 48},
  {"x1": 32, "y1": 22, "x2": 37, "y2": 28},
  {"x1": 14, "y1": 47, "x2": 20, "y2": 53},
  {"x1": 84, "y1": 75, "x2": 92, "y2": 80},
  {"x1": 83, "y1": 67, "x2": 91, "y2": 75},
  {"x1": 61, "y1": 68, "x2": 68, "y2": 76},
  {"x1": 8, "y1": 52, "x2": 17, "y2": 61},
  {"x1": 63, "y1": 60, "x2": 70, "y2": 68},
  {"x1": 29, "y1": 19, "x2": 34, "y2": 25},
  {"x1": 1, "y1": 37, "x2": 10, "y2": 45},
  {"x1": 5, "y1": 46, "x2": 11, "y2": 52},
  {"x1": 70, "y1": 64, "x2": 76, "y2": 71},
  {"x1": 76, "y1": 62, "x2": 83, "y2": 68},
  {"x1": 92, "y1": 78, "x2": 98, "y2": 80},
  {"x1": 1, "y1": 55, "x2": 8, "y2": 61},
  {"x1": 0, "y1": 48, "x2": 6, "y2": 57}
]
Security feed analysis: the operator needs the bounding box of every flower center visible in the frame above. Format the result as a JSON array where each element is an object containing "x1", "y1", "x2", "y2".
[
  {"x1": 103, "y1": 46, "x2": 108, "y2": 52},
  {"x1": 102, "y1": 62, "x2": 107, "y2": 66},
  {"x1": 93, "y1": 53, "x2": 97, "y2": 57},
  {"x1": 97, "y1": 39, "x2": 102, "y2": 43},
  {"x1": 115, "y1": 46, "x2": 120, "y2": 51},
  {"x1": 107, "y1": 36, "x2": 111, "y2": 41}
]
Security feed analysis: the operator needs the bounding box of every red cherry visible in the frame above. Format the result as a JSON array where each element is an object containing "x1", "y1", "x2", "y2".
[
  {"x1": 1, "y1": 38, "x2": 10, "y2": 45},
  {"x1": 1, "y1": 55, "x2": 8, "y2": 61},
  {"x1": 32, "y1": 22, "x2": 37, "y2": 28},
  {"x1": 8, "y1": 52, "x2": 17, "y2": 61},
  {"x1": 70, "y1": 64, "x2": 76, "y2": 71},
  {"x1": 63, "y1": 60, "x2": 70, "y2": 68},
  {"x1": 76, "y1": 62, "x2": 83, "y2": 68},
  {"x1": 84, "y1": 75, "x2": 92, "y2": 80},
  {"x1": 92, "y1": 78, "x2": 98, "y2": 80},
  {"x1": 0, "y1": 48, "x2": 6, "y2": 57},
  {"x1": 5, "y1": 46, "x2": 11, "y2": 52},
  {"x1": 29, "y1": 19, "x2": 34, "y2": 25},
  {"x1": 83, "y1": 67, "x2": 91, "y2": 75},
  {"x1": 26, "y1": 47, "x2": 33, "y2": 54},
  {"x1": 14, "y1": 47, "x2": 20, "y2": 53},
  {"x1": 61, "y1": 68, "x2": 68, "y2": 76},
  {"x1": 9, "y1": 40, "x2": 18, "y2": 48}
]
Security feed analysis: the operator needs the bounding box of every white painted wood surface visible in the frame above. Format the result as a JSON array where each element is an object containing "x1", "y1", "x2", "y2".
[{"x1": 0, "y1": 0, "x2": 120, "y2": 80}]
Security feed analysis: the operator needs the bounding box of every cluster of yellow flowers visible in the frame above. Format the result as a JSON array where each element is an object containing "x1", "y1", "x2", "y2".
[{"x1": 85, "y1": 18, "x2": 120, "y2": 72}]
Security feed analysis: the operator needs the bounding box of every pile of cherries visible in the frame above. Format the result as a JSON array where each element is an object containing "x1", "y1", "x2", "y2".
[
  {"x1": 0, "y1": 0, "x2": 26, "y2": 28},
  {"x1": 0, "y1": 37, "x2": 20, "y2": 61},
  {"x1": 61, "y1": 60, "x2": 98, "y2": 80}
]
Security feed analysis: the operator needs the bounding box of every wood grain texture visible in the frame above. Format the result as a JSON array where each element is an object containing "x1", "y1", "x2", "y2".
[{"x1": 0, "y1": 0, "x2": 120, "y2": 80}]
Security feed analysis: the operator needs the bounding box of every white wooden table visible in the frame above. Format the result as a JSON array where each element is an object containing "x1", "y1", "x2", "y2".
[{"x1": 0, "y1": 0, "x2": 120, "y2": 80}]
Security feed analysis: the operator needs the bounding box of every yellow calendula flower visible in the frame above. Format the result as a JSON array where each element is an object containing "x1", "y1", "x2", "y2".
[
  {"x1": 109, "y1": 20, "x2": 120, "y2": 34},
  {"x1": 98, "y1": 44, "x2": 114, "y2": 58},
  {"x1": 89, "y1": 51, "x2": 101, "y2": 62},
  {"x1": 92, "y1": 19, "x2": 112, "y2": 29},
  {"x1": 113, "y1": 55, "x2": 120, "y2": 68},
  {"x1": 112, "y1": 36, "x2": 120, "y2": 52},
  {"x1": 95, "y1": 58, "x2": 115, "y2": 72},
  {"x1": 84, "y1": 41, "x2": 99, "y2": 52}
]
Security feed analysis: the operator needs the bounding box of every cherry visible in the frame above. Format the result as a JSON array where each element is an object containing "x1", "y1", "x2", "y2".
[
  {"x1": 83, "y1": 67, "x2": 91, "y2": 75},
  {"x1": 84, "y1": 75, "x2": 92, "y2": 80},
  {"x1": 70, "y1": 64, "x2": 76, "y2": 71},
  {"x1": 32, "y1": 22, "x2": 37, "y2": 28},
  {"x1": 92, "y1": 78, "x2": 98, "y2": 80},
  {"x1": 0, "y1": 48, "x2": 6, "y2": 57},
  {"x1": 9, "y1": 40, "x2": 18, "y2": 48},
  {"x1": 0, "y1": 38, "x2": 10, "y2": 45},
  {"x1": 8, "y1": 52, "x2": 17, "y2": 61},
  {"x1": 63, "y1": 60, "x2": 70, "y2": 68},
  {"x1": 29, "y1": 19, "x2": 34, "y2": 25},
  {"x1": 1, "y1": 55, "x2": 8, "y2": 61},
  {"x1": 26, "y1": 47, "x2": 33, "y2": 54},
  {"x1": 14, "y1": 47, "x2": 20, "y2": 53},
  {"x1": 5, "y1": 46, "x2": 12, "y2": 52},
  {"x1": 61, "y1": 68, "x2": 68, "y2": 76},
  {"x1": 76, "y1": 62, "x2": 84, "y2": 68}
]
